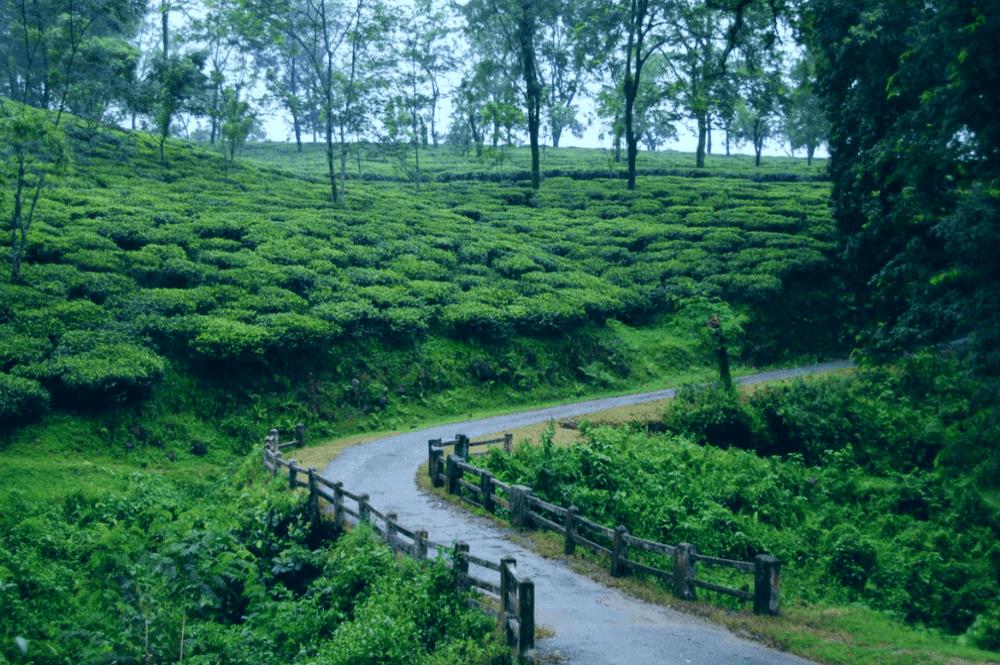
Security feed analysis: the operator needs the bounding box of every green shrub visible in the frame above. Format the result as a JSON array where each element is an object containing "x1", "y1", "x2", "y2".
[
  {"x1": 188, "y1": 315, "x2": 271, "y2": 360},
  {"x1": 0, "y1": 329, "x2": 51, "y2": 370},
  {"x1": 966, "y1": 604, "x2": 1000, "y2": 651},
  {"x1": 0, "y1": 373, "x2": 50, "y2": 422},
  {"x1": 484, "y1": 362, "x2": 1000, "y2": 636},
  {"x1": 665, "y1": 384, "x2": 766, "y2": 450},
  {"x1": 826, "y1": 524, "x2": 878, "y2": 592},
  {"x1": 37, "y1": 331, "x2": 166, "y2": 400}
]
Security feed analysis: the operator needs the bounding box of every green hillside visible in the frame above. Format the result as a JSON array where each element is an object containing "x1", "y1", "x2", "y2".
[
  {"x1": 1, "y1": 122, "x2": 842, "y2": 453},
  {"x1": 1, "y1": 117, "x2": 845, "y2": 665}
]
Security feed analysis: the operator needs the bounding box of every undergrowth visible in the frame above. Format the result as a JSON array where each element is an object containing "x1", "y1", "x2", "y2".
[{"x1": 480, "y1": 353, "x2": 1000, "y2": 658}]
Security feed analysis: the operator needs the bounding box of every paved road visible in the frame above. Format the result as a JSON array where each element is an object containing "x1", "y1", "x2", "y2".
[{"x1": 322, "y1": 361, "x2": 850, "y2": 664}]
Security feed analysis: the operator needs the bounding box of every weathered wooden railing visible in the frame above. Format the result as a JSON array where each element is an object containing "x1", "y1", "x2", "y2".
[
  {"x1": 429, "y1": 433, "x2": 781, "y2": 616},
  {"x1": 263, "y1": 428, "x2": 536, "y2": 661}
]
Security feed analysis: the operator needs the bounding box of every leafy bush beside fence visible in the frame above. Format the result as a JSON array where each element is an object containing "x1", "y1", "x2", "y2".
[
  {"x1": 0, "y1": 459, "x2": 510, "y2": 665},
  {"x1": 479, "y1": 359, "x2": 1000, "y2": 647}
]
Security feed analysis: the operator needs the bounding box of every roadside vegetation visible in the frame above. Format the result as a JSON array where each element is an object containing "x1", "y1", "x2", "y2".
[
  {"x1": 476, "y1": 353, "x2": 1000, "y2": 662},
  {"x1": 0, "y1": 451, "x2": 509, "y2": 664}
]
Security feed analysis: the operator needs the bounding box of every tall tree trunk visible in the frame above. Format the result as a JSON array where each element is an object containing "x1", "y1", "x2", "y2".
[
  {"x1": 9, "y1": 161, "x2": 26, "y2": 283},
  {"x1": 806, "y1": 143, "x2": 815, "y2": 166},
  {"x1": 161, "y1": 3, "x2": 169, "y2": 57},
  {"x1": 338, "y1": 121, "x2": 348, "y2": 200},
  {"x1": 430, "y1": 87, "x2": 440, "y2": 147},
  {"x1": 9, "y1": 163, "x2": 43, "y2": 284},
  {"x1": 551, "y1": 121, "x2": 562, "y2": 148},
  {"x1": 624, "y1": 65, "x2": 639, "y2": 189},
  {"x1": 209, "y1": 84, "x2": 220, "y2": 144},
  {"x1": 695, "y1": 113, "x2": 707, "y2": 168},
  {"x1": 625, "y1": 91, "x2": 638, "y2": 189},
  {"x1": 754, "y1": 119, "x2": 763, "y2": 166},
  {"x1": 292, "y1": 110, "x2": 302, "y2": 152},
  {"x1": 613, "y1": 120, "x2": 622, "y2": 163},
  {"x1": 324, "y1": 85, "x2": 338, "y2": 203},
  {"x1": 518, "y1": 0, "x2": 541, "y2": 190},
  {"x1": 411, "y1": 68, "x2": 420, "y2": 182},
  {"x1": 624, "y1": 0, "x2": 651, "y2": 191},
  {"x1": 159, "y1": 123, "x2": 168, "y2": 163},
  {"x1": 290, "y1": 60, "x2": 302, "y2": 152},
  {"x1": 355, "y1": 132, "x2": 362, "y2": 174}
]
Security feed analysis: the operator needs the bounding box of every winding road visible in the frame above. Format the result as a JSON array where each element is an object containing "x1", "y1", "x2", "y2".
[{"x1": 322, "y1": 360, "x2": 851, "y2": 664}]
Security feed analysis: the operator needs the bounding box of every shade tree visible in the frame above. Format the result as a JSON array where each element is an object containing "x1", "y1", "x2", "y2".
[
  {"x1": 0, "y1": 102, "x2": 70, "y2": 283},
  {"x1": 781, "y1": 54, "x2": 827, "y2": 165}
]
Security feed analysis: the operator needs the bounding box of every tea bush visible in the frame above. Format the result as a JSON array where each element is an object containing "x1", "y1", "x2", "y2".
[
  {"x1": 0, "y1": 373, "x2": 50, "y2": 422},
  {"x1": 0, "y1": 115, "x2": 847, "y2": 433}
]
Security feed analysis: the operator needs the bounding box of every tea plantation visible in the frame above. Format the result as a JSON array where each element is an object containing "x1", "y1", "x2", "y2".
[
  {"x1": 1, "y1": 122, "x2": 841, "y2": 447},
  {"x1": 2, "y1": 116, "x2": 847, "y2": 663}
]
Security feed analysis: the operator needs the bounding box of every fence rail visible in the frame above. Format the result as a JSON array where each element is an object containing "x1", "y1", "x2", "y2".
[
  {"x1": 430, "y1": 432, "x2": 781, "y2": 616},
  {"x1": 263, "y1": 428, "x2": 536, "y2": 661}
]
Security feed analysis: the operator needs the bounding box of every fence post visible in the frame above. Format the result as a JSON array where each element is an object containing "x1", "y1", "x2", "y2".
[
  {"x1": 517, "y1": 578, "x2": 535, "y2": 658},
  {"x1": 272, "y1": 451, "x2": 281, "y2": 477},
  {"x1": 673, "y1": 543, "x2": 697, "y2": 600},
  {"x1": 268, "y1": 428, "x2": 279, "y2": 451},
  {"x1": 454, "y1": 541, "x2": 470, "y2": 592},
  {"x1": 358, "y1": 493, "x2": 371, "y2": 522},
  {"x1": 456, "y1": 434, "x2": 470, "y2": 460},
  {"x1": 610, "y1": 525, "x2": 629, "y2": 577},
  {"x1": 446, "y1": 455, "x2": 461, "y2": 494},
  {"x1": 307, "y1": 468, "x2": 319, "y2": 526},
  {"x1": 414, "y1": 530, "x2": 428, "y2": 559},
  {"x1": 431, "y1": 448, "x2": 444, "y2": 488},
  {"x1": 332, "y1": 481, "x2": 344, "y2": 526},
  {"x1": 288, "y1": 459, "x2": 298, "y2": 489},
  {"x1": 386, "y1": 512, "x2": 398, "y2": 550},
  {"x1": 564, "y1": 506, "x2": 578, "y2": 555},
  {"x1": 500, "y1": 557, "x2": 516, "y2": 639},
  {"x1": 508, "y1": 485, "x2": 531, "y2": 528},
  {"x1": 428, "y1": 439, "x2": 442, "y2": 481},
  {"x1": 754, "y1": 554, "x2": 781, "y2": 616},
  {"x1": 480, "y1": 472, "x2": 495, "y2": 513},
  {"x1": 504, "y1": 432, "x2": 513, "y2": 453}
]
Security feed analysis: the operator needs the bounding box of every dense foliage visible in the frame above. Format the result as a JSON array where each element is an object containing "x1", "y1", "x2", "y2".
[
  {"x1": 0, "y1": 461, "x2": 509, "y2": 664},
  {"x1": 807, "y1": 0, "x2": 1000, "y2": 380},
  {"x1": 481, "y1": 358, "x2": 1000, "y2": 648}
]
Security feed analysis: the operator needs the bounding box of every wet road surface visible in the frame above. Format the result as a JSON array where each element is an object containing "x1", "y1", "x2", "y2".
[{"x1": 323, "y1": 361, "x2": 850, "y2": 664}]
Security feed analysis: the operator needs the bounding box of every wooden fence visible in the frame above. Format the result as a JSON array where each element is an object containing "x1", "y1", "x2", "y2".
[
  {"x1": 263, "y1": 428, "x2": 535, "y2": 661},
  {"x1": 429, "y1": 433, "x2": 781, "y2": 616}
]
